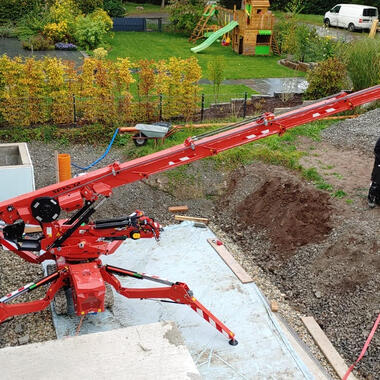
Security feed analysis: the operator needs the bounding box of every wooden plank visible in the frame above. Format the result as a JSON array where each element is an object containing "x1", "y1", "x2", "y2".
[
  {"x1": 270, "y1": 300, "x2": 279, "y2": 312},
  {"x1": 174, "y1": 215, "x2": 209, "y2": 224},
  {"x1": 301, "y1": 316, "x2": 357, "y2": 380},
  {"x1": 207, "y1": 238, "x2": 253, "y2": 284},
  {"x1": 168, "y1": 206, "x2": 189, "y2": 213},
  {"x1": 369, "y1": 19, "x2": 379, "y2": 38}
]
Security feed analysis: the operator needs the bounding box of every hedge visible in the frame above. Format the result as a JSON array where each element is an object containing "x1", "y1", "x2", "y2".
[{"x1": 0, "y1": 55, "x2": 202, "y2": 127}]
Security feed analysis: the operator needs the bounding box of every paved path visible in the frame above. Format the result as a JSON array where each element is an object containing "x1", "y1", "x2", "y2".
[
  {"x1": 306, "y1": 23, "x2": 368, "y2": 42},
  {"x1": 199, "y1": 77, "x2": 309, "y2": 95},
  {"x1": 0, "y1": 38, "x2": 84, "y2": 65}
]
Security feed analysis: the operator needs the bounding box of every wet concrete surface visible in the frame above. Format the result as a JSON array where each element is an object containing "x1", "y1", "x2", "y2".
[
  {"x1": 308, "y1": 24, "x2": 368, "y2": 42},
  {"x1": 199, "y1": 77, "x2": 309, "y2": 95},
  {"x1": 0, "y1": 38, "x2": 84, "y2": 65}
]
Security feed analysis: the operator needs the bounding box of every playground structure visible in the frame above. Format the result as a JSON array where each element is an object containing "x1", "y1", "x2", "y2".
[{"x1": 190, "y1": 0, "x2": 275, "y2": 56}]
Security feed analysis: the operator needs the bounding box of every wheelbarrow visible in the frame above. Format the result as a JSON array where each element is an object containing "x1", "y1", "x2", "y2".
[
  {"x1": 119, "y1": 122, "x2": 230, "y2": 147},
  {"x1": 120, "y1": 122, "x2": 176, "y2": 147}
]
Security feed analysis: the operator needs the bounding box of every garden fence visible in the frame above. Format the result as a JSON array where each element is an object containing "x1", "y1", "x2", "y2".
[
  {"x1": 0, "y1": 92, "x2": 253, "y2": 127},
  {"x1": 112, "y1": 17, "x2": 163, "y2": 32}
]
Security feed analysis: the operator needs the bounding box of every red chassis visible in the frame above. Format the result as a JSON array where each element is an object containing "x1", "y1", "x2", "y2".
[
  {"x1": 1, "y1": 85, "x2": 380, "y2": 344},
  {"x1": 0, "y1": 209, "x2": 238, "y2": 344}
]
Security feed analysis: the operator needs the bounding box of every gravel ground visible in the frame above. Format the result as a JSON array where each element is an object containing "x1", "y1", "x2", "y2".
[
  {"x1": 322, "y1": 108, "x2": 380, "y2": 154},
  {"x1": 213, "y1": 162, "x2": 379, "y2": 379},
  {"x1": 0, "y1": 141, "x2": 218, "y2": 349},
  {"x1": 1, "y1": 108, "x2": 379, "y2": 379},
  {"x1": 0, "y1": 249, "x2": 56, "y2": 347}
]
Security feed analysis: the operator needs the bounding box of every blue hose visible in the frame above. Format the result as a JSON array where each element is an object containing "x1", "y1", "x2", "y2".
[{"x1": 71, "y1": 128, "x2": 119, "y2": 171}]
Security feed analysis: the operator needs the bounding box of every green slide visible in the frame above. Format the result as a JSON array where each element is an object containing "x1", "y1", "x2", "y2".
[{"x1": 191, "y1": 21, "x2": 239, "y2": 53}]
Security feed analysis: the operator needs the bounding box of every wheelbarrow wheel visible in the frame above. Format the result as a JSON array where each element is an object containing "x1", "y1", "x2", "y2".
[{"x1": 133, "y1": 133, "x2": 147, "y2": 147}]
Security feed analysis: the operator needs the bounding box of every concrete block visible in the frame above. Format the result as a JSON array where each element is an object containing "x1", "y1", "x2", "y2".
[
  {"x1": 0, "y1": 143, "x2": 35, "y2": 202},
  {"x1": 0, "y1": 322, "x2": 200, "y2": 380}
]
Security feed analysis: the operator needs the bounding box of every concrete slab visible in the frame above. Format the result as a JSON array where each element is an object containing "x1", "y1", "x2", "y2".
[
  {"x1": 46, "y1": 222, "x2": 314, "y2": 379},
  {"x1": 0, "y1": 321, "x2": 200, "y2": 380},
  {"x1": 199, "y1": 77, "x2": 309, "y2": 95},
  {"x1": 0, "y1": 38, "x2": 84, "y2": 65}
]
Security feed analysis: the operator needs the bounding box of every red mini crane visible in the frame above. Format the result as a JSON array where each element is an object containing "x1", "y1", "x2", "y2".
[{"x1": 0, "y1": 85, "x2": 379, "y2": 345}]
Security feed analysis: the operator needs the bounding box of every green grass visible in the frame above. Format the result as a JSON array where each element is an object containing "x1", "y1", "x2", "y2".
[
  {"x1": 302, "y1": 167, "x2": 333, "y2": 191},
  {"x1": 125, "y1": 119, "x2": 332, "y2": 168},
  {"x1": 274, "y1": 11, "x2": 324, "y2": 26},
  {"x1": 121, "y1": 118, "x2": 343, "y2": 196},
  {"x1": 200, "y1": 84, "x2": 258, "y2": 106},
  {"x1": 333, "y1": 189, "x2": 347, "y2": 198},
  {"x1": 124, "y1": 2, "x2": 164, "y2": 14},
  {"x1": 107, "y1": 32, "x2": 305, "y2": 80}
]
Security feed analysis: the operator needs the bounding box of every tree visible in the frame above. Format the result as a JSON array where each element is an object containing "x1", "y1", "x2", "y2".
[{"x1": 208, "y1": 56, "x2": 225, "y2": 103}]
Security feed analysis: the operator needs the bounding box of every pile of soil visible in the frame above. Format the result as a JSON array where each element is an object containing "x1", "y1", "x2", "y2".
[
  {"x1": 214, "y1": 162, "x2": 380, "y2": 378},
  {"x1": 235, "y1": 179, "x2": 333, "y2": 255}
]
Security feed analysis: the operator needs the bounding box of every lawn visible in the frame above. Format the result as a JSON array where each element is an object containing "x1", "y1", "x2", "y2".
[
  {"x1": 107, "y1": 32, "x2": 304, "y2": 80},
  {"x1": 124, "y1": 2, "x2": 164, "y2": 14},
  {"x1": 200, "y1": 84, "x2": 257, "y2": 107},
  {"x1": 273, "y1": 11, "x2": 324, "y2": 26}
]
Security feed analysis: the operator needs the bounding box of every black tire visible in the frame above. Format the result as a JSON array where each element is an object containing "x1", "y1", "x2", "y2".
[
  {"x1": 46, "y1": 264, "x2": 68, "y2": 315},
  {"x1": 324, "y1": 18, "x2": 330, "y2": 27},
  {"x1": 348, "y1": 23, "x2": 355, "y2": 32},
  {"x1": 133, "y1": 133, "x2": 147, "y2": 147}
]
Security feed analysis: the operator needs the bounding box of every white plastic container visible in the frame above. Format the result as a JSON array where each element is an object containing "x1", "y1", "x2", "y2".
[{"x1": 0, "y1": 143, "x2": 35, "y2": 202}]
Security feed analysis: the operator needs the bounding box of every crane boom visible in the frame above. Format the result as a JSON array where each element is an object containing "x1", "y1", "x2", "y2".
[
  {"x1": 1, "y1": 84, "x2": 379, "y2": 225},
  {"x1": 0, "y1": 84, "x2": 379, "y2": 343}
]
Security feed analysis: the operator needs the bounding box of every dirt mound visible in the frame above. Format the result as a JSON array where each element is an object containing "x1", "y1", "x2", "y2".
[
  {"x1": 236, "y1": 178, "x2": 333, "y2": 254},
  {"x1": 215, "y1": 162, "x2": 380, "y2": 378}
]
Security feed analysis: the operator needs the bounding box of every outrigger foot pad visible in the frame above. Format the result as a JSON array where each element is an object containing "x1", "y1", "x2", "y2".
[{"x1": 229, "y1": 339, "x2": 238, "y2": 346}]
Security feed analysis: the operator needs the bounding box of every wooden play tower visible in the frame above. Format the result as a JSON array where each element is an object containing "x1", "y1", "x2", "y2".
[
  {"x1": 232, "y1": 0, "x2": 274, "y2": 55},
  {"x1": 190, "y1": 0, "x2": 275, "y2": 56}
]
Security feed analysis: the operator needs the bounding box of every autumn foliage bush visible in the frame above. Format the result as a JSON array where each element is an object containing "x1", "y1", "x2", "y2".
[
  {"x1": 0, "y1": 56, "x2": 202, "y2": 126},
  {"x1": 304, "y1": 57, "x2": 348, "y2": 99}
]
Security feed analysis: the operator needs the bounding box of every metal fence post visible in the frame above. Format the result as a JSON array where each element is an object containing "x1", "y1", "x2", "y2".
[
  {"x1": 243, "y1": 92, "x2": 247, "y2": 118},
  {"x1": 73, "y1": 94, "x2": 77, "y2": 124},
  {"x1": 159, "y1": 94, "x2": 163, "y2": 121},
  {"x1": 201, "y1": 93, "x2": 205, "y2": 122},
  {"x1": 158, "y1": 18, "x2": 162, "y2": 32}
]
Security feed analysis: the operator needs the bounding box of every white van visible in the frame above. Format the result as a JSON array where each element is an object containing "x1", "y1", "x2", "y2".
[{"x1": 324, "y1": 4, "x2": 378, "y2": 31}]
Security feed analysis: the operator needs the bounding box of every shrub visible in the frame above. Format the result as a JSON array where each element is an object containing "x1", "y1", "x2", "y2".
[
  {"x1": 305, "y1": 57, "x2": 348, "y2": 99},
  {"x1": 22, "y1": 34, "x2": 54, "y2": 51},
  {"x1": 275, "y1": 14, "x2": 339, "y2": 63},
  {"x1": 91, "y1": 9, "x2": 113, "y2": 32},
  {"x1": 158, "y1": 57, "x2": 202, "y2": 120},
  {"x1": 74, "y1": 10, "x2": 113, "y2": 50},
  {"x1": 0, "y1": 0, "x2": 43, "y2": 22},
  {"x1": 104, "y1": 0, "x2": 126, "y2": 17},
  {"x1": 93, "y1": 47, "x2": 108, "y2": 59},
  {"x1": 0, "y1": 22, "x2": 17, "y2": 38},
  {"x1": 345, "y1": 39, "x2": 380, "y2": 91},
  {"x1": 77, "y1": 0, "x2": 104, "y2": 14},
  {"x1": 0, "y1": 56, "x2": 201, "y2": 126},
  {"x1": 43, "y1": 21, "x2": 70, "y2": 42},
  {"x1": 49, "y1": 0, "x2": 80, "y2": 24},
  {"x1": 168, "y1": 0, "x2": 206, "y2": 36},
  {"x1": 16, "y1": 5, "x2": 51, "y2": 40}
]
